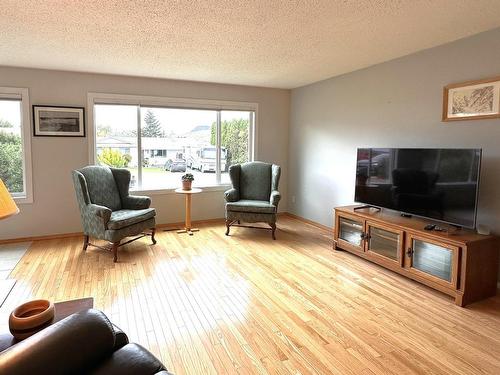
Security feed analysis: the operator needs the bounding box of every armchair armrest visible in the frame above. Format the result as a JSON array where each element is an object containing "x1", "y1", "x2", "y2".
[
  {"x1": 224, "y1": 188, "x2": 239, "y2": 202},
  {"x1": 87, "y1": 204, "x2": 112, "y2": 224},
  {"x1": 122, "y1": 195, "x2": 151, "y2": 210},
  {"x1": 270, "y1": 190, "x2": 281, "y2": 206},
  {"x1": 110, "y1": 168, "x2": 151, "y2": 210}
]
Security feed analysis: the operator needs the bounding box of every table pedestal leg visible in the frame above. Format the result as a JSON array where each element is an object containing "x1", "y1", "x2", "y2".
[{"x1": 177, "y1": 193, "x2": 199, "y2": 235}]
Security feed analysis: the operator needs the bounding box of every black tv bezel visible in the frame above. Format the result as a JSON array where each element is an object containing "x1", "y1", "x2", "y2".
[{"x1": 354, "y1": 147, "x2": 482, "y2": 229}]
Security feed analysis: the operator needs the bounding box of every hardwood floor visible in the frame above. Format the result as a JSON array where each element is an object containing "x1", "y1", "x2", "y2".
[{"x1": 1, "y1": 216, "x2": 500, "y2": 374}]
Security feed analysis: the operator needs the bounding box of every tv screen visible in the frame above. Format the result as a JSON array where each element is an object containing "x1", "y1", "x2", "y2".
[{"x1": 355, "y1": 148, "x2": 482, "y2": 228}]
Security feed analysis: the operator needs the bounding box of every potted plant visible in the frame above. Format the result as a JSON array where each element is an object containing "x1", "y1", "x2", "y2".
[{"x1": 181, "y1": 173, "x2": 194, "y2": 190}]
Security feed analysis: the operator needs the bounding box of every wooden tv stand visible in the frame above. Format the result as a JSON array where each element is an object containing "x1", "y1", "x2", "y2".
[{"x1": 333, "y1": 205, "x2": 499, "y2": 306}]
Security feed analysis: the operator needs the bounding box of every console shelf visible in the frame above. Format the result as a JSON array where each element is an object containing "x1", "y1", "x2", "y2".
[{"x1": 333, "y1": 205, "x2": 499, "y2": 306}]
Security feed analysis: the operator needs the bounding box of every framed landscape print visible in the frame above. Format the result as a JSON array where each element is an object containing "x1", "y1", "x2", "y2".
[
  {"x1": 33, "y1": 105, "x2": 85, "y2": 137},
  {"x1": 443, "y1": 76, "x2": 500, "y2": 121}
]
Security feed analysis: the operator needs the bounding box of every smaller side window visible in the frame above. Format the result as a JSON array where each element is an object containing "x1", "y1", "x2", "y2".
[{"x1": 0, "y1": 88, "x2": 32, "y2": 202}]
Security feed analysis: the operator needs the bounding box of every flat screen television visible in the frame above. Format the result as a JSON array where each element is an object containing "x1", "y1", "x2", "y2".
[{"x1": 355, "y1": 148, "x2": 482, "y2": 228}]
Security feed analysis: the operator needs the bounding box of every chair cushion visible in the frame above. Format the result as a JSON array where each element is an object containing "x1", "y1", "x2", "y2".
[
  {"x1": 226, "y1": 200, "x2": 276, "y2": 214},
  {"x1": 107, "y1": 209, "x2": 156, "y2": 230}
]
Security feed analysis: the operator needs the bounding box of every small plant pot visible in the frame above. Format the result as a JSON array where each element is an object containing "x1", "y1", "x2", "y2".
[
  {"x1": 182, "y1": 180, "x2": 192, "y2": 190},
  {"x1": 9, "y1": 299, "x2": 55, "y2": 340}
]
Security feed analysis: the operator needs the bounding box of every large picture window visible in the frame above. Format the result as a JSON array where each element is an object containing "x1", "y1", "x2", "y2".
[
  {"x1": 0, "y1": 88, "x2": 32, "y2": 202},
  {"x1": 91, "y1": 94, "x2": 255, "y2": 191}
]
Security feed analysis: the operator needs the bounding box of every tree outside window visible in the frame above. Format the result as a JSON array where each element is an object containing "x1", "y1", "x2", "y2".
[{"x1": 0, "y1": 102, "x2": 24, "y2": 193}]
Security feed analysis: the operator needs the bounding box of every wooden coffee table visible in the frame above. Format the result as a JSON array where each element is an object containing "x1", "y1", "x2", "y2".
[{"x1": 0, "y1": 297, "x2": 94, "y2": 351}]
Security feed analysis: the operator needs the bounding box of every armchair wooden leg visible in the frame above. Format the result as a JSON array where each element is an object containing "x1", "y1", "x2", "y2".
[
  {"x1": 225, "y1": 220, "x2": 231, "y2": 236},
  {"x1": 151, "y1": 228, "x2": 157, "y2": 245},
  {"x1": 270, "y1": 223, "x2": 277, "y2": 240},
  {"x1": 83, "y1": 235, "x2": 89, "y2": 251},
  {"x1": 112, "y1": 241, "x2": 120, "y2": 263}
]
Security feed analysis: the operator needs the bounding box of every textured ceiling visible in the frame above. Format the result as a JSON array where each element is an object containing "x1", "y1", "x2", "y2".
[{"x1": 1, "y1": 1, "x2": 500, "y2": 89}]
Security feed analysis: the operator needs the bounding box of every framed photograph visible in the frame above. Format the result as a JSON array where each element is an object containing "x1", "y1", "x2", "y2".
[
  {"x1": 33, "y1": 105, "x2": 85, "y2": 137},
  {"x1": 443, "y1": 76, "x2": 500, "y2": 121}
]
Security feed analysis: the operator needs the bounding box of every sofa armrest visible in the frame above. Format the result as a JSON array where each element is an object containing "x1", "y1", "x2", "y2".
[
  {"x1": 270, "y1": 190, "x2": 281, "y2": 206},
  {"x1": 0, "y1": 309, "x2": 117, "y2": 374},
  {"x1": 122, "y1": 195, "x2": 151, "y2": 210},
  {"x1": 224, "y1": 188, "x2": 239, "y2": 202}
]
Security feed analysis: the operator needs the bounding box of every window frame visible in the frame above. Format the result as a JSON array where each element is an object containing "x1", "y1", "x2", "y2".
[
  {"x1": 87, "y1": 92, "x2": 257, "y2": 194},
  {"x1": 0, "y1": 87, "x2": 33, "y2": 203}
]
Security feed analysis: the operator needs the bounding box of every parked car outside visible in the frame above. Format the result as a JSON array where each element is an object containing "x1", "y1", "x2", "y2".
[{"x1": 165, "y1": 159, "x2": 187, "y2": 172}]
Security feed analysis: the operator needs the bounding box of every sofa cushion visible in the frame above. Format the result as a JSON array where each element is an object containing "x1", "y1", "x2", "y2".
[
  {"x1": 107, "y1": 208, "x2": 156, "y2": 230},
  {"x1": 226, "y1": 200, "x2": 276, "y2": 214},
  {"x1": 90, "y1": 343, "x2": 166, "y2": 375}
]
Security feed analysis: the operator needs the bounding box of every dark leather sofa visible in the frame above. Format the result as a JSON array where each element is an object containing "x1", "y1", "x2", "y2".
[{"x1": 0, "y1": 309, "x2": 172, "y2": 375}]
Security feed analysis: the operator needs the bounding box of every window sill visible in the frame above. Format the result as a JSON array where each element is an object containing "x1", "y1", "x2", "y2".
[
  {"x1": 13, "y1": 195, "x2": 33, "y2": 204},
  {"x1": 131, "y1": 184, "x2": 231, "y2": 196}
]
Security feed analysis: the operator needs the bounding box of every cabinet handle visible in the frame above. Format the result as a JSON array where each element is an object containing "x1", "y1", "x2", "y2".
[
  {"x1": 406, "y1": 248, "x2": 414, "y2": 257},
  {"x1": 359, "y1": 233, "x2": 371, "y2": 241}
]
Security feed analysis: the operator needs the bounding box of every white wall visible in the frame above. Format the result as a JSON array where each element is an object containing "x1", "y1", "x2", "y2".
[
  {"x1": 288, "y1": 28, "x2": 500, "y2": 280},
  {"x1": 289, "y1": 27, "x2": 500, "y2": 232},
  {"x1": 0, "y1": 67, "x2": 289, "y2": 240}
]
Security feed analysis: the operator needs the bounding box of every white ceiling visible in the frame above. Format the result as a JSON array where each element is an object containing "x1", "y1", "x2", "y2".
[{"x1": 1, "y1": 1, "x2": 500, "y2": 89}]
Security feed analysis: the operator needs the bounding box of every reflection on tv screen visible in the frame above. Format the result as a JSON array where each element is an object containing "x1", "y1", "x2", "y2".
[{"x1": 355, "y1": 148, "x2": 481, "y2": 228}]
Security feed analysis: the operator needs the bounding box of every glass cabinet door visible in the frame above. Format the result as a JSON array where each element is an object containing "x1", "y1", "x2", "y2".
[
  {"x1": 338, "y1": 216, "x2": 364, "y2": 251},
  {"x1": 406, "y1": 235, "x2": 458, "y2": 287},
  {"x1": 366, "y1": 224, "x2": 402, "y2": 265}
]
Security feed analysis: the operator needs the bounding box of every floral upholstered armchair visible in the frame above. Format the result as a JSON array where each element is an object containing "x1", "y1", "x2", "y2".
[
  {"x1": 224, "y1": 161, "x2": 281, "y2": 239},
  {"x1": 72, "y1": 166, "x2": 156, "y2": 262}
]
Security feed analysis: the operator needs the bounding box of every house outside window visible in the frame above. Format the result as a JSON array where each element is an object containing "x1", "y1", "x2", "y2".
[{"x1": 89, "y1": 94, "x2": 256, "y2": 192}]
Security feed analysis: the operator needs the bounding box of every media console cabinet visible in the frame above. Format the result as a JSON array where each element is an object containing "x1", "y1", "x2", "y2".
[{"x1": 333, "y1": 205, "x2": 499, "y2": 306}]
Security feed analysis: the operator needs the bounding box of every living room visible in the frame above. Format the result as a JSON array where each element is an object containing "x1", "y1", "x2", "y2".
[{"x1": 0, "y1": 1, "x2": 499, "y2": 374}]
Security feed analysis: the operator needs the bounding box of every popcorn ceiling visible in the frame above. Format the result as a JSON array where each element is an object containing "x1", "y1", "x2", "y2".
[{"x1": 1, "y1": 0, "x2": 499, "y2": 88}]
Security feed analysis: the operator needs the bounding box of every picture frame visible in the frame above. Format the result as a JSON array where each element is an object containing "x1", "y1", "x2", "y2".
[
  {"x1": 442, "y1": 76, "x2": 500, "y2": 121},
  {"x1": 33, "y1": 105, "x2": 85, "y2": 137}
]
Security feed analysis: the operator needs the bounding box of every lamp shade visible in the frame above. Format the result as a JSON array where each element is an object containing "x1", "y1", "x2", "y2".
[{"x1": 0, "y1": 178, "x2": 19, "y2": 220}]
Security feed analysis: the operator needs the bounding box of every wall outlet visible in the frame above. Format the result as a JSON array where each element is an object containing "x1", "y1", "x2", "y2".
[{"x1": 291, "y1": 195, "x2": 296, "y2": 203}]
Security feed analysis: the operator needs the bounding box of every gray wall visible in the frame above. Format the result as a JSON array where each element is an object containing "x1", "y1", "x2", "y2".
[
  {"x1": 0, "y1": 67, "x2": 289, "y2": 240},
  {"x1": 289, "y1": 28, "x2": 500, "y2": 234}
]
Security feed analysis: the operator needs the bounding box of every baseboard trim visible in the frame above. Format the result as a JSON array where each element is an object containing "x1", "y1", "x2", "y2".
[
  {"x1": 0, "y1": 231, "x2": 83, "y2": 245},
  {"x1": 283, "y1": 212, "x2": 332, "y2": 232},
  {"x1": 156, "y1": 217, "x2": 226, "y2": 229},
  {"x1": 0, "y1": 218, "x2": 228, "y2": 244},
  {"x1": 0, "y1": 213, "x2": 326, "y2": 244}
]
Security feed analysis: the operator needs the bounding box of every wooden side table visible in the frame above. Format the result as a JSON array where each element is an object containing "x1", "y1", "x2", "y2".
[{"x1": 175, "y1": 188, "x2": 202, "y2": 235}]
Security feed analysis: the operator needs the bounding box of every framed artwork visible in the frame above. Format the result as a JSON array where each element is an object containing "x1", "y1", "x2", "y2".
[
  {"x1": 33, "y1": 105, "x2": 85, "y2": 137},
  {"x1": 443, "y1": 76, "x2": 500, "y2": 121}
]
